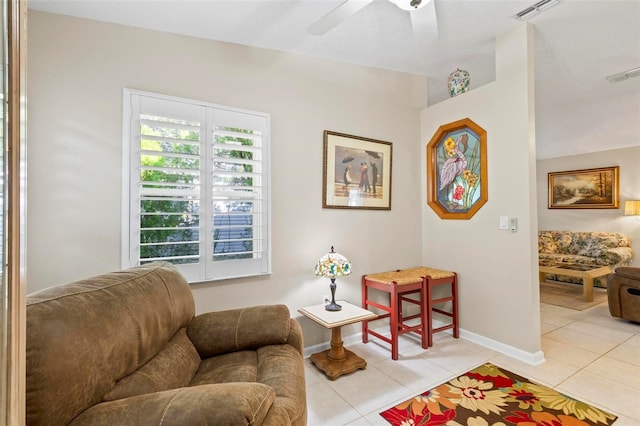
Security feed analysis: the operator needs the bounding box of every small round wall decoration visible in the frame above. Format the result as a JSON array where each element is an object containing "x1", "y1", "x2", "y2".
[{"x1": 447, "y1": 68, "x2": 470, "y2": 97}]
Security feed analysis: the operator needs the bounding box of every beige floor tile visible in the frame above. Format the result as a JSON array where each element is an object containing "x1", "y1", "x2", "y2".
[
  {"x1": 581, "y1": 312, "x2": 640, "y2": 335},
  {"x1": 374, "y1": 356, "x2": 457, "y2": 393},
  {"x1": 359, "y1": 329, "x2": 429, "y2": 360},
  {"x1": 609, "y1": 413, "x2": 640, "y2": 425},
  {"x1": 545, "y1": 327, "x2": 620, "y2": 354},
  {"x1": 305, "y1": 360, "x2": 326, "y2": 386},
  {"x1": 306, "y1": 381, "x2": 363, "y2": 426},
  {"x1": 345, "y1": 418, "x2": 375, "y2": 426},
  {"x1": 540, "y1": 302, "x2": 589, "y2": 320},
  {"x1": 345, "y1": 341, "x2": 393, "y2": 366},
  {"x1": 541, "y1": 322, "x2": 560, "y2": 334},
  {"x1": 557, "y1": 370, "x2": 640, "y2": 422},
  {"x1": 542, "y1": 336, "x2": 602, "y2": 368},
  {"x1": 584, "y1": 356, "x2": 640, "y2": 390},
  {"x1": 363, "y1": 411, "x2": 394, "y2": 425},
  {"x1": 541, "y1": 311, "x2": 578, "y2": 327},
  {"x1": 304, "y1": 302, "x2": 636, "y2": 426},
  {"x1": 326, "y1": 363, "x2": 413, "y2": 417},
  {"x1": 606, "y1": 336, "x2": 640, "y2": 367},
  {"x1": 491, "y1": 354, "x2": 580, "y2": 388},
  {"x1": 565, "y1": 319, "x2": 638, "y2": 343},
  {"x1": 414, "y1": 337, "x2": 499, "y2": 374}
]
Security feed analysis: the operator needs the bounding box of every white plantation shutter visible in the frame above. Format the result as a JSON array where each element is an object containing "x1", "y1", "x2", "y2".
[{"x1": 123, "y1": 90, "x2": 270, "y2": 282}]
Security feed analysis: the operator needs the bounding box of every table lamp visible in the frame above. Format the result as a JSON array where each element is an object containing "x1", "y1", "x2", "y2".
[
  {"x1": 315, "y1": 246, "x2": 352, "y2": 311},
  {"x1": 624, "y1": 200, "x2": 640, "y2": 220}
]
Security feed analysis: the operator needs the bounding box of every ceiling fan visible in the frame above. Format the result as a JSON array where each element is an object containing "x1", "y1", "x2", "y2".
[{"x1": 308, "y1": 0, "x2": 438, "y2": 42}]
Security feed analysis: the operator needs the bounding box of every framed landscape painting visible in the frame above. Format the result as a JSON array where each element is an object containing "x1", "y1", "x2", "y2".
[
  {"x1": 322, "y1": 130, "x2": 392, "y2": 210},
  {"x1": 548, "y1": 166, "x2": 619, "y2": 209}
]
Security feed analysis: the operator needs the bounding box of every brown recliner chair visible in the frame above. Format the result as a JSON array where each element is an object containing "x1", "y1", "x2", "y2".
[
  {"x1": 26, "y1": 262, "x2": 307, "y2": 425},
  {"x1": 607, "y1": 266, "x2": 640, "y2": 323}
]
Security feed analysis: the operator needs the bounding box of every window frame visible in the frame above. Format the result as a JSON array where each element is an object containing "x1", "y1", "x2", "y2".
[{"x1": 122, "y1": 89, "x2": 271, "y2": 282}]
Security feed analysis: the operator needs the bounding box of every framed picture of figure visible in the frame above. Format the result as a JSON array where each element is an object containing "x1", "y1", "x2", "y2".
[{"x1": 322, "y1": 131, "x2": 392, "y2": 210}]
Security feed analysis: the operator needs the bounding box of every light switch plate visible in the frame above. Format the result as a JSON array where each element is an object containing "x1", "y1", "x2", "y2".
[{"x1": 499, "y1": 216, "x2": 509, "y2": 230}]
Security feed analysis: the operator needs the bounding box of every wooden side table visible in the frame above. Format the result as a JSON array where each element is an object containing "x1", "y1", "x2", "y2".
[{"x1": 298, "y1": 301, "x2": 376, "y2": 380}]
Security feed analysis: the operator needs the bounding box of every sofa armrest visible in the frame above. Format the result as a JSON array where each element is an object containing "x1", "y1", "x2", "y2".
[
  {"x1": 286, "y1": 317, "x2": 305, "y2": 355},
  {"x1": 598, "y1": 247, "x2": 634, "y2": 266},
  {"x1": 70, "y1": 383, "x2": 275, "y2": 425},
  {"x1": 612, "y1": 266, "x2": 640, "y2": 281},
  {"x1": 187, "y1": 304, "x2": 292, "y2": 357}
]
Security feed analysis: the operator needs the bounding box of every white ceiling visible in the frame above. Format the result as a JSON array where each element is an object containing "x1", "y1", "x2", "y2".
[{"x1": 28, "y1": 0, "x2": 640, "y2": 159}]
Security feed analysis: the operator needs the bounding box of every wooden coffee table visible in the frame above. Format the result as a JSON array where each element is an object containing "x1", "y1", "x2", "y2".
[
  {"x1": 298, "y1": 301, "x2": 376, "y2": 380},
  {"x1": 538, "y1": 262, "x2": 612, "y2": 302}
]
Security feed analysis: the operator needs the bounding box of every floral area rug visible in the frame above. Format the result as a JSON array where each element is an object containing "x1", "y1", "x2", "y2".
[{"x1": 379, "y1": 363, "x2": 617, "y2": 426}]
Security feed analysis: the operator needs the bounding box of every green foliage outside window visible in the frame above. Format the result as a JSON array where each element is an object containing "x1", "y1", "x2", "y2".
[
  {"x1": 139, "y1": 119, "x2": 259, "y2": 264},
  {"x1": 139, "y1": 119, "x2": 200, "y2": 264}
]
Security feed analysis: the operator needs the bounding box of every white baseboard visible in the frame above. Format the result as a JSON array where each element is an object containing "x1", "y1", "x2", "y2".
[
  {"x1": 304, "y1": 319, "x2": 545, "y2": 366},
  {"x1": 459, "y1": 327, "x2": 545, "y2": 365}
]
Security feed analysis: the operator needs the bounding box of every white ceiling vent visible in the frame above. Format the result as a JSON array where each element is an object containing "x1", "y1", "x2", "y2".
[
  {"x1": 606, "y1": 67, "x2": 640, "y2": 84},
  {"x1": 514, "y1": 0, "x2": 559, "y2": 21}
]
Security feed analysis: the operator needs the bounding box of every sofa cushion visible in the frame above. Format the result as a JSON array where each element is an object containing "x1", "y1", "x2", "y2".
[
  {"x1": 538, "y1": 253, "x2": 596, "y2": 265},
  {"x1": 188, "y1": 345, "x2": 307, "y2": 426},
  {"x1": 538, "y1": 232, "x2": 558, "y2": 253},
  {"x1": 70, "y1": 383, "x2": 276, "y2": 426},
  {"x1": 567, "y1": 232, "x2": 623, "y2": 256},
  {"x1": 190, "y1": 350, "x2": 259, "y2": 385},
  {"x1": 103, "y1": 327, "x2": 201, "y2": 401}
]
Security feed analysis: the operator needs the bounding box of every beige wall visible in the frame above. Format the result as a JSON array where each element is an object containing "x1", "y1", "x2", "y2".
[
  {"x1": 421, "y1": 24, "x2": 542, "y2": 362},
  {"x1": 537, "y1": 146, "x2": 640, "y2": 267},
  {"x1": 27, "y1": 11, "x2": 427, "y2": 347},
  {"x1": 30, "y1": 12, "x2": 617, "y2": 361}
]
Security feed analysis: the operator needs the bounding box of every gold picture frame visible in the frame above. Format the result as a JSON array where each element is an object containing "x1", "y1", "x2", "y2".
[
  {"x1": 322, "y1": 130, "x2": 392, "y2": 210},
  {"x1": 548, "y1": 166, "x2": 619, "y2": 209},
  {"x1": 426, "y1": 118, "x2": 487, "y2": 220}
]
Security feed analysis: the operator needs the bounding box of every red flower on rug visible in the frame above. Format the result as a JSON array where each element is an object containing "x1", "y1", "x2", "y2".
[{"x1": 379, "y1": 363, "x2": 616, "y2": 426}]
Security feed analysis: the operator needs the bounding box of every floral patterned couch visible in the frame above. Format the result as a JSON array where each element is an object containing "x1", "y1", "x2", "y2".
[{"x1": 538, "y1": 231, "x2": 634, "y2": 287}]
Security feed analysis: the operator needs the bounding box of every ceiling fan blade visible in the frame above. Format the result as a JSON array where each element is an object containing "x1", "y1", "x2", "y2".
[
  {"x1": 308, "y1": 0, "x2": 374, "y2": 35},
  {"x1": 410, "y1": 0, "x2": 438, "y2": 43}
]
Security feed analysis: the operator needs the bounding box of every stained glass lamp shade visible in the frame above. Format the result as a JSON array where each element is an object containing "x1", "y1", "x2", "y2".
[{"x1": 315, "y1": 246, "x2": 352, "y2": 311}]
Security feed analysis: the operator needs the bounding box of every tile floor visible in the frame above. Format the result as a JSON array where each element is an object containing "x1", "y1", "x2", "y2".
[{"x1": 304, "y1": 300, "x2": 640, "y2": 425}]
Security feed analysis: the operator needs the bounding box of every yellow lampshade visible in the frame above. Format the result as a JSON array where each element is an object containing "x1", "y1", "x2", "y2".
[{"x1": 624, "y1": 200, "x2": 640, "y2": 216}]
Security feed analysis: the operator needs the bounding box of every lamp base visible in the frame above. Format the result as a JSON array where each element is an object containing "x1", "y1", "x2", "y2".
[
  {"x1": 325, "y1": 278, "x2": 342, "y2": 311},
  {"x1": 325, "y1": 301, "x2": 342, "y2": 311}
]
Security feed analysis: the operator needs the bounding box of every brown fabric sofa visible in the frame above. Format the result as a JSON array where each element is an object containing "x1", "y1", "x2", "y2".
[
  {"x1": 26, "y1": 262, "x2": 307, "y2": 425},
  {"x1": 607, "y1": 266, "x2": 640, "y2": 323}
]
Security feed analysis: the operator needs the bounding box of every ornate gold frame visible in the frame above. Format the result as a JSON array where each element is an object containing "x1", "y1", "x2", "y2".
[{"x1": 548, "y1": 166, "x2": 619, "y2": 209}]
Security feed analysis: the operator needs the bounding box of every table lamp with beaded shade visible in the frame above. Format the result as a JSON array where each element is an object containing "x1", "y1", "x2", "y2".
[{"x1": 315, "y1": 246, "x2": 352, "y2": 311}]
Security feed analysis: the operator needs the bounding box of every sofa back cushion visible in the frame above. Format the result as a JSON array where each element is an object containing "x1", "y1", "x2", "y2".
[
  {"x1": 539, "y1": 231, "x2": 631, "y2": 256},
  {"x1": 567, "y1": 232, "x2": 631, "y2": 256},
  {"x1": 538, "y1": 231, "x2": 559, "y2": 253},
  {"x1": 26, "y1": 262, "x2": 195, "y2": 426}
]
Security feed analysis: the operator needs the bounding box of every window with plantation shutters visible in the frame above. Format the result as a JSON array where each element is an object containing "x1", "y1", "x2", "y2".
[{"x1": 122, "y1": 90, "x2": 271, "y2": 282}]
